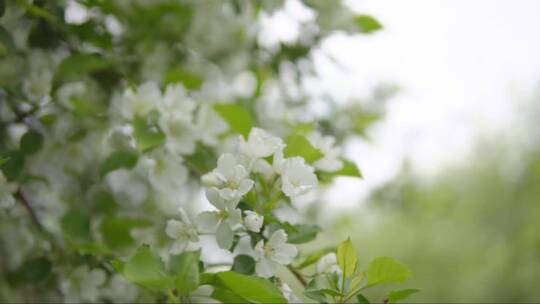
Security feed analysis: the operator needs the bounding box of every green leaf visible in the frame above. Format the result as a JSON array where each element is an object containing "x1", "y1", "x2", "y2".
[
  {"x1": 123, "y1": 245, "x2": 173, "y2": 292},
  {"x1": 184, "y1": 144, "x2": 217, "y2": 175},
  {"x1": 165, "y1": 68, "x2": 204, "y2": 90},
  {"x1": 356, "y1": 293, "x2": 370, "y2": 304},
  {"x1": 304, "y1": 275, "x2": 334, "y2": 303},
  {"x1": 72, "y1": 241, "x2": 111, "y2": 256},
  {"x1": 7, "y1": 257, "x2": 52, "y2": 286},
  {"x1": 336, "y1": 237, "x2": 358, "y2": 278},
  {"x1": 92, "y1": 190, "x2": 118, "y2": 215},
  {"x1": 286, "y1": 224, "x2": 320, "y2": 244},
  {"x1": 0, "y1": 156, "x2": 8, "y2": 166},
  {"x1": 100, "y1": 217, "x2": 152, "y2": 250},
  {"x1": 387, "y1": 288, "x2": 420, "y2": 303},
  {"x1": 170, "y1": 250, "x2": 200, "y2": 296},
  {"x1": 0, "y1": 151, "x2": 25, "y2": 180},
  {"x1": 214, "y1": 271, "x2": 287, "y2": 303},
  {"x1": 99, "y1": 150, "x2": 139, "y2": 178},
  {"x1": 366, "y1": 257, "x2": 411, "y2": 288},
  {"x1": 54, "y1": 53, "x2": 111, "y2": 83},
  {"x1": 0, "y1": 25, "x2": 15, "y2": 56},
  {"x1": 284, "y1": 134, "x2": 324, "y2": 163},
  {"x1": 213, "y1": 103, "x2": 254, "y2": 138},
  {"x1": 20, "y1": 130, "x2": 44, "y2": 155},
  {"x1": 60, "y1": 209, "x2": 91, "y2": 240},
  {"x1": 211, "y1": 286, "x2": 250, "y2": 303},
  {"x1": 231, "y1": 254, "x2": 255, "y2": 275},
  {"x1": 133, "y1": 115, "x2": 166, "y2": 152},
  {"x1": 354, "y1": 15, "x2": 383, "y2": 34},
  {"x1": 335, "y1": 159, "x2": 363, "y2": 178},
  {"x1": 70, "y1": 97, "x2": 104, "y2": 117}
]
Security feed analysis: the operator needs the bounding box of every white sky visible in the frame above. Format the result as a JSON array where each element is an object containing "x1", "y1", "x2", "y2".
[{"x1": 315, "y1": 0, "x2": 540, "y2": 209}]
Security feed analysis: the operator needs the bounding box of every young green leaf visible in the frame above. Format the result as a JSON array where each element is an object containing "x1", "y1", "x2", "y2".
[
  {"x1": 365, "y1": 257, "x2": 411, "y2": 288},
  {"x1": 387, "y1": 288, "x2": 420, "y2": 303},
  {"x1": 170, "y1": 250, "x2": 200, "y2": 295},
  {"x1": 123, "y1": 245, "x2": 173, "y2": 292},
  {"x1": 54, "y1": 53, "x2": 111, "y2": 84},
  {"x1": 133, "y1": 115, "x2": 166, "y2": 152},
  {"x1": 100, "y1": 217, "x2": 152, "y2": 249},
  {"x1": 354, "y1": 15, "x2": 383, "y2": 34},
  {"x1": 334, "y1": 159, "x2": 363, "y2": 178},
  {"x1": 164, "y1": 68, "x2": 204, "y2": 90},
  {"x1": 336, "y1": 237, "x2": 358, "y2": 278},
  {"x1": 213, "y1": 103, "x2": 254, "y2": 138},
  {"x1": 284, "y1": 134, "x2": 324, "y2": 163},
  {"x1": 214, "y1": 271, "x2": 287, "y2": 303},
  {"x1": 285, "y1": 224, "x2": 321, "y2": 244},
  {"x1": 99, "y1": 150, "x2": 139, "y2": 178}
]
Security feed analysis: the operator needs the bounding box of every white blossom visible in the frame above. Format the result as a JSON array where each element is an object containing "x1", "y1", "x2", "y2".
[
  {"x1": 316, "y1": 253, "x2": 341, "y2": 274},
  {"x1": 244, "y1": 210, "x2": 264, "y2": 233},
  {"x1": 101, "y1": 274, "x2": 138, "y2": 303},
  {"x1": 118, "y1": 82, "x2": 162, "y2": 119},
  {"x1": 105, "y1": 169, "x2": 147, "y2": 207},
  {"x1": 193, "y1": 104, "x2": 228, "y2": 147},
  {"x1": 166, "y1": 208, "x2": 199, "y2": 254},
  {"x1": 307, "y1": 132, "x2": 343, "y2": 172},
  {"x1": 196, "y1": 188, "x2": 242, "y2": 250},
  {"x1": 254, "y1": 229, "x2": 298, "y2": 278},
  {"x1": 239, "y1": 128, "x2": 283, "y2": 159},
  {"x1": 60, "y1": 265, "x2": 106, "y2": 303},
  {"x1": 281, "y1": 157, "x2": 318, "y2": 198},
  {"x1": 201, "y1": 153, "x2": 254, "y2": 201}
]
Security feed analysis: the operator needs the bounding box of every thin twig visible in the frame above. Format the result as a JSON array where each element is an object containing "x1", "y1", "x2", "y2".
[{"x1": 287, "y1": 265, "x2": 307, "y2": 287}]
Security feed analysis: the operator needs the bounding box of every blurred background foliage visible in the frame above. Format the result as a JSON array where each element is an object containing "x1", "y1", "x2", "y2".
[{"x1": 325, "y1": 96, "x2": 540, "y2": 302}]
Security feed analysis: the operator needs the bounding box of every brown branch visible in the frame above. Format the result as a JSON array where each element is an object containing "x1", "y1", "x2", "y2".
[{"x1": 15, "y1": 190, "x2": 43, "y2": 230}]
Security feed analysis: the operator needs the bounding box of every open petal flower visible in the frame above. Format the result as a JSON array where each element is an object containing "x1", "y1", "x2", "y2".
[
  {"x1": 196, "y1": 188, "x2": 242, "y2": 250},
  {"x1": 281, "y1": 157, "x2": 318, "y2": 197},
  {"x1": 316, "y1": 253, "x2": 341, "y2": 274},
  {"x1": 201, "y1": 154, "x2": 254, "y2": 201},
  {"x1": 308, "y1": 132, "x2": 343, "y2": 172},
  {"x1": 254, "y1": 229, "x2": 297, "y2": 278},
  {"x1": 165, "y1": 208, "x2": 199, "y2": 254},
  {"x1": 239, "y1": 128, "x2": 283, "y2": 159}
]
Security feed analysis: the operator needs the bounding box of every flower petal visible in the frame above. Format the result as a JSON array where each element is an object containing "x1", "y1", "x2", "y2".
[
  {"x1": 271, "y1": 243, "x2": 298, "y2": 265},
  {"x1": 255, "y1": 258, "x2": 275, "y2": 278},
  {"x1": 165, "y1": 219, "x2": 184, "y2": 239},
  {"x1": 196, "y1": 211, "x2": 220, "y2": 232},
  {"x1": 205, "y1": 187, "x2": 225, "y2": 210},
  {"x1": 216, "y1": 221, "x2": 234, "y2": 250},
  {"x1": 267, "y1": 229, "x2": 288, "y2": 247}
]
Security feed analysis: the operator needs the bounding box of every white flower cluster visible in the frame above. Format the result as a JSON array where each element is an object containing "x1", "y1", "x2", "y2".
[
  {"x1": 114, "y1": 82, "x2": 228, "y2": 154},
  {"x1": 165, "y1": 127, "x2": 320, "y2": 278}
]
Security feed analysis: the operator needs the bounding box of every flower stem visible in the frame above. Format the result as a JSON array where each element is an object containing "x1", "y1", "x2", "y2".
[{"x1": 287, "y1": 265, "x2": 307, "y2": 287}]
